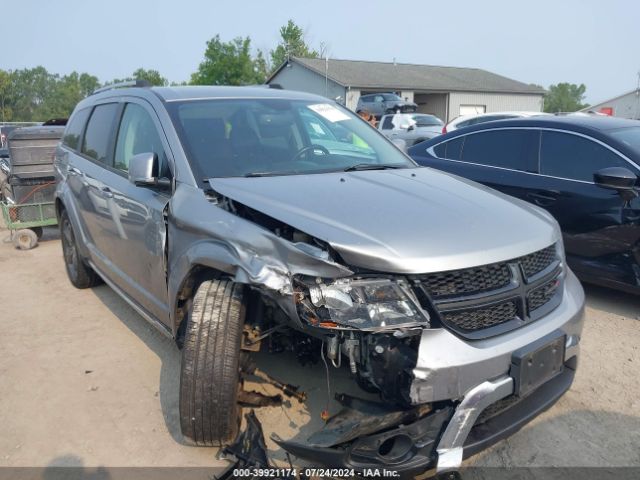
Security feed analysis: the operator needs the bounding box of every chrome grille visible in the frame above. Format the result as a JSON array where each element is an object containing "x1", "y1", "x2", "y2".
[
  {"x1": 421, "y1": 263, "x2": 512, "y2": 299},
  {"x1": 518, "y1": 245, "x2": 556, "y2": 278},
  {"x1": 441, "y1": 300, "x2": 517, "y2": 332}
]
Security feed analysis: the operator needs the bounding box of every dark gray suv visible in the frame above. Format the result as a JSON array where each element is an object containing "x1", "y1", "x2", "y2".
[
  {"x1": 55, "y1": 82, "x2": 584, "y2": 477},
  {"x1": 356, "y1": 93, "x2": 418, "y2": 118}
]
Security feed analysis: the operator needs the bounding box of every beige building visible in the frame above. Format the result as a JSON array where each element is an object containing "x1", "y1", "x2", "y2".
[{"x1": 267, "y1": 57, "x2": 545, "y2": 122}]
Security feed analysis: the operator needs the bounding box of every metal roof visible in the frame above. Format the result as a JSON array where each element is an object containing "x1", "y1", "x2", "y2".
[{"x1": 270, "y1": 57, "x2": 546, "y2": 95}]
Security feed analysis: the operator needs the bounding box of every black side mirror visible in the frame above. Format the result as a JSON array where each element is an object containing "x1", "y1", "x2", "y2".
[{"x1": 593, "y1": 167, "x2": 637, "y2": 191}]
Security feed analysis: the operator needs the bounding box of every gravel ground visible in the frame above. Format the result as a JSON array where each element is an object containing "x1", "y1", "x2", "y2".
[{"x1": 0, "y1": 227, "x2": 638, "y2": 477}]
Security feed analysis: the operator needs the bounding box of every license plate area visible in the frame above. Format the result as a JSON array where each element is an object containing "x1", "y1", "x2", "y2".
[{"x1": 510, "y1": 331, "x2": 565, "y2": 398}]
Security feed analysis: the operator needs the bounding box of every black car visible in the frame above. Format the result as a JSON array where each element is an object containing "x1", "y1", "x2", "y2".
[{"x1": 409, "y1": 116, "x2": 640, "y2": 294}]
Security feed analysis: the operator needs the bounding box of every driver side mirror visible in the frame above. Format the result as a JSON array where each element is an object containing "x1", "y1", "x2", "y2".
[
  {"x1": 593, "y1": 167, "x2": 637, "y2": 191},
  {"x1": 128, "y1": 152, "x2": 171, "y2": 188}
]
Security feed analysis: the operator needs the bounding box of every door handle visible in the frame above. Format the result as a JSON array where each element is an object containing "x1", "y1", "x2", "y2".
[{"x1": 100, "y1": 187, "x2": 114, "y2": 199}]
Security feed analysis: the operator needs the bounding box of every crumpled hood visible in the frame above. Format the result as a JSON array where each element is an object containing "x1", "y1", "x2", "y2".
[{"x1": 208, "y1": 168, "x2": 559, "y2": 274}]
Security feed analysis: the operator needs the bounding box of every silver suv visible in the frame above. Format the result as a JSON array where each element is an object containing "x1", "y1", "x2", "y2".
[{"x1": 55, "y1": 83, "x2": 584, "y2": 476}]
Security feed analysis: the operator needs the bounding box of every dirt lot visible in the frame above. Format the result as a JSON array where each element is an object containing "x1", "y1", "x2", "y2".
[{"x1": 0, "y1": 227, "x2": 639, "y2": 476}]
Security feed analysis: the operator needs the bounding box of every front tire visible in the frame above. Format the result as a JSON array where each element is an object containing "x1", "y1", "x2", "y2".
[
  {"x1": 179, "y1": 279, "x2": 246, "y2": 446},
  {"x1": 60, "y1": 209, "x2": 102, "y2": 288}
]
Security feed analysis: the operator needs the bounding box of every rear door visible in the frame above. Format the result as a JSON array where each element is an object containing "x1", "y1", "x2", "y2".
[{"x1": 67, "y1": 102, "x2": 122, "y2": 273}]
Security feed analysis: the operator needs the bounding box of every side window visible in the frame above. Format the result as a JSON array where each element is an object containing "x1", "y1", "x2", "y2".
[
  {"x1": 374, "y1": 95, "x2": 384, "y2": 103},
  {"x1": 540, "y1": 131, "x2": 630, "y2": 182},
  {"x1": 432, "y1": 136, "x2": 464, "y2": 160},
  {"x1": 460, "y1": 129, "x2": 534, "y2": 170},
  {"x1": 62, "y1": 108, "x2": 91, "y2": 150},
  {"x1": 381, "y1": 116, "x2": 394, "y2": 130},
  {"x1": 81, "y1": 103, "x2": 119, "y2": 164},
  {"x1": 361, "y1": 96, "x2": 373, "y2": 103},
  {"x1": 433, "y1": 142, "x2": 446, "y2": 158},
  {"x1": 114, "y1": 103, "x2": 168, "y2": 175}
]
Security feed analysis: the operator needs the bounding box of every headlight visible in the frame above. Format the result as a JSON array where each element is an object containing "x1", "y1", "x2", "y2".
[{"x1": 306, "y1": 278, "x2": 429, "y2": 330}]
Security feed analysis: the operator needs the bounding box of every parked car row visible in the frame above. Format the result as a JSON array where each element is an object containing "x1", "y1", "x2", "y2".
[{"x1": 54, "y1": 83, "x2": 584, "y2": 477}]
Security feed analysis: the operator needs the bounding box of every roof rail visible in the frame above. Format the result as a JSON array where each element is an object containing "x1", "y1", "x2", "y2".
[
  {"x1": 250, "y1": 84, "x2": 284, "y2": 89},
  {"x1": 92, "y1": 79, "x2": 151, "y2": 95}
]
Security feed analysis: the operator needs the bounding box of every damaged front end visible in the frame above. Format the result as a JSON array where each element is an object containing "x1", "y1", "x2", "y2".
[
  {"x1": 292, "y1": 275, "x2": 428, "y2": 405},
  {"x1": 273, "y1": 394, "x2": 452, "y2": 478}
]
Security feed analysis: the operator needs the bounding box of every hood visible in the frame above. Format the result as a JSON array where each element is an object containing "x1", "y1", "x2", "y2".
[{"x1": 208, "y1": 168, "x2": 559, "y2": 274}]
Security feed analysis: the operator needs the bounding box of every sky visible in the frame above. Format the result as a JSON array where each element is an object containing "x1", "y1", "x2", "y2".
[{"x1": 3, "y1": 0, "x2": 639, "y2": 104}]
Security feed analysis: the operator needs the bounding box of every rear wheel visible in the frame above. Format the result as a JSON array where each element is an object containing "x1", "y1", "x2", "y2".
[
  {"x1": 60, "y1": 209, "x2": 102, "y2": 288},
  {"x1": 179, "y1": 279, "x2": 246, "y2": 446}
]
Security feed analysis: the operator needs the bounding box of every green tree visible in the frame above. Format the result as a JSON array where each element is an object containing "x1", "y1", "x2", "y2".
[
  {"x1": 9, "y1": 66, "x2": 55, "y2": 121},
  {"x1": 544, "y1": 83, "x2": 589, "y2": 113},
  {"x1": 0, "y1": 69, "x2": 13, "y2": 121},
  {"x1": 42, "y1": 71, "x2": 100, "y2": 119},
  {"x1": 191, "y1": 35, "x2": 264, "y2": 86},
  {"x1": 132, "y1": 68, "x2": 168, "y2": 86},
  {"x1": 107, "y1": 68, "x2": 168, "y2": 87},
  {"x1": 270, "y1": 20, "x2": 319, "y2": 69}
]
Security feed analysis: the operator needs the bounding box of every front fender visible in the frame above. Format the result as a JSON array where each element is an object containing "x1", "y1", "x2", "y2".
[{"x1": 166, "y1": 183, "x2": 353, "y2": 335}]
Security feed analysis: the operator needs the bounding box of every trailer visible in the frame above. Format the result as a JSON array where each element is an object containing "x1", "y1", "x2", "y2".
[{"x1": 0, "y1": 125, "x2": 64, "y2": 249}]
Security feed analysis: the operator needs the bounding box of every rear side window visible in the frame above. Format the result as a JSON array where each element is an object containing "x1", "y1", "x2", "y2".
[
  {"x1": 381, "y1": 116, "x2": 394, "y2": 130},
  {"x1": 81, "y1": 103, "x2": 119, "y2": 164},
  {"x1": 461, "y1": 129, "x2": 535, "y2": 171},
  {"x1": 540, "y1": 131, "x2": 630, "y2": 182},
  {"x1": 62, "y1": 108, "x2": 91, "y2": 150},
  {"x1": 433, "y1": 136, "x2": 465, "y2": 160}
]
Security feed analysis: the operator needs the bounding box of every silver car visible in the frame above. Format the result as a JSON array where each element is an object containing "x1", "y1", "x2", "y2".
[
  {"x1": 55, "y1": 83, "x2": 584, "y2": 477},
  {"x1": 378, "y1": 113, "x2": 444, "y2": 148}
]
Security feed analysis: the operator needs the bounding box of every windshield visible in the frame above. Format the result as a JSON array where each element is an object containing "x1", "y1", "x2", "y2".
[
  {"x1": 412, "y1": 114, "x2": 443, "y2": 127},
  {"x1": 168, "y1": 98, "x2": 415, "y2": 179},
  {"x1": 609, "y1": 127, "x2": 640, "y2": 155}
]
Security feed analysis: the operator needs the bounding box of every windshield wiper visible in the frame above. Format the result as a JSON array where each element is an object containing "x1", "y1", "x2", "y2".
[
  {"x1": 243, "y1": 172, "x2": 279, "y2": 177},
  {"x1": 343, "y1": 163, "x2": 404, "y2": 172}
]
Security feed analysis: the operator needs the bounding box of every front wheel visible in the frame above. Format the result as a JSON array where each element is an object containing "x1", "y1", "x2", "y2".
[{"x1": 179, "y1": 279, "x2": 246, "y2": 446}]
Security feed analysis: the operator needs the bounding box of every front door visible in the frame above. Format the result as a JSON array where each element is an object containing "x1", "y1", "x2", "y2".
[{"x1": 98, "y1": 100, "x2": 173, "y2": 325}]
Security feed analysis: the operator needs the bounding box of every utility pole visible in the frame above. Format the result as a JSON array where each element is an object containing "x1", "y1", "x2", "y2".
[{"x1": 325, "y1": 55, "x2": 329, "y2": 98}]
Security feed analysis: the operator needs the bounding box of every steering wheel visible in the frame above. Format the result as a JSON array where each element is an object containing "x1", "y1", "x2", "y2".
[{"x1": 291, "y1": 144, "x2": 330, "y2": 162}]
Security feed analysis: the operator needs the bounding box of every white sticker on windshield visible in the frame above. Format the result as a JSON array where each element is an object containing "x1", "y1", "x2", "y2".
[{"x1": 307, "y1": 103, "x2": 351, "y2": 122}]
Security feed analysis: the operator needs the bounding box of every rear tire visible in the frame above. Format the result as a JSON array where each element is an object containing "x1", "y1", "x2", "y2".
[
  {"x1": 60, "y1": 209, "x2": 102, "y2": 288},
  {"x1": 179, "y1": 279, "x2": 246, "y2": 446}
]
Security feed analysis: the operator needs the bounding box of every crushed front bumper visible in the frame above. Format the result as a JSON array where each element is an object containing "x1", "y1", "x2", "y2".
[
  {"x1": 275, "y1": 272, "x2": 584, "y2": 477},
  {"x1": 275, "y1": 361, "x2": 576, "y2": 478}
]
